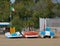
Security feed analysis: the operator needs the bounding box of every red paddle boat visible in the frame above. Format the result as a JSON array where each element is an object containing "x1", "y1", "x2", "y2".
[{"x1": 23, "y1": 31, "x2": 39, "y2": 38}]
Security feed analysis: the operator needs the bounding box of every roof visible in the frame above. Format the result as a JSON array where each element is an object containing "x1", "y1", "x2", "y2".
[{"x1": 0, "y1": 22, "x2": 10, "y2": 26}]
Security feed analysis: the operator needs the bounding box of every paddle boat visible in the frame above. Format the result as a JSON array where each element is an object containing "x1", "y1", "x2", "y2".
[
  {"x1": 22, "y1": 31, "x2": 39, "y2": 38},
  {"x1": 5, "y1": 27, "x2": 22, "y2": 38},
  {"x1": 40, "y1": 27, "x2": 55, "y2": 38}
]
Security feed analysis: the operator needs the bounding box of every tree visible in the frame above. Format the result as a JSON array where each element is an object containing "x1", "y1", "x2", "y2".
[{"x1": 0, "y1": 0, "x2": 60, "y2": 31}]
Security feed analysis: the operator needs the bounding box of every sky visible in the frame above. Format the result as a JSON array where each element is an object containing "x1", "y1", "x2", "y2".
[{"x1": 52, "y1": 0, "x2": 60, "y2": 3}]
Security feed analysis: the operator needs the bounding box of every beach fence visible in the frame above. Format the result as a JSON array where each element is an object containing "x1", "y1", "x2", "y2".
[{"x1": 39, "y1": 18, "x2": 60, "y2": 37}]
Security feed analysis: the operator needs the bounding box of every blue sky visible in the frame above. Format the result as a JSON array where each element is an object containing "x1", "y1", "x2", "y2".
[{"x1": 52, "y1": 0, "x2": 60, "y2": 3}]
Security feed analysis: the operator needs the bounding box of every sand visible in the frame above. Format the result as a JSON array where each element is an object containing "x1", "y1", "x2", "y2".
[{"x1": 0, "y1": 33, "x2": 60, "y2": 46}]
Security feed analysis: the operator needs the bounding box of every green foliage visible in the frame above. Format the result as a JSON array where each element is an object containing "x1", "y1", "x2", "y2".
[
  {"x1": 0, "y1": 0, "x2": 60, "y2": 31},
  {"x1": 11, "y1": 16, "x2": 23, "y2": 31},
  {"x1": 0, "y1": 0, "x2": 9, "y2": 21}
]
